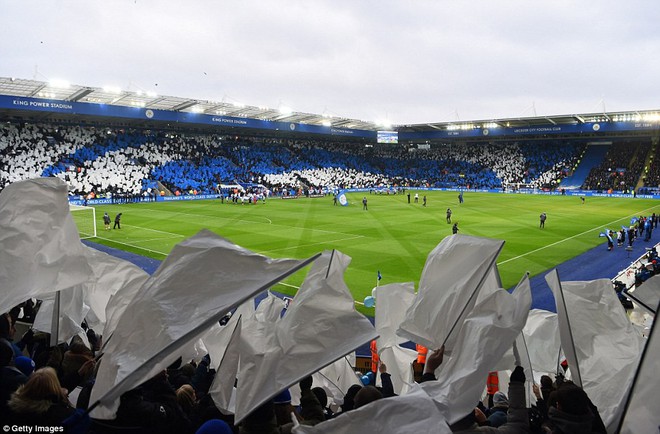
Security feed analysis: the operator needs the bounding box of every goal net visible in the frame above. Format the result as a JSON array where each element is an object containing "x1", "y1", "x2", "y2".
[{"x1": 69, "y1": 204, "x2": 97, "y2": 239}]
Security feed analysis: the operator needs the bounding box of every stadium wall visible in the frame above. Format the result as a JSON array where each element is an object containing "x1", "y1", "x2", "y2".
[{"x1": 67, "y1": 188, "x2": 660, "y2": 206}]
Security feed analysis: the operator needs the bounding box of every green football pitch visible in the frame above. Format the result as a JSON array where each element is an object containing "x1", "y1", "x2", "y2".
[{"x1": 87, "y1": 192, "x2": 660, "y2": 311}]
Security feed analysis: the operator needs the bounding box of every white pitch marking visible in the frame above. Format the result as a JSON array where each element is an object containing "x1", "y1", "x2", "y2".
[
  {"x1": 498, "y1": 205, "x2": 660, "y2": 266},
  {"x1": 257, "y1": 235, "x2": 365, "y2": 254},
  {"x1": 94, "y1": 235, "x2": 170, "y2": 257}
]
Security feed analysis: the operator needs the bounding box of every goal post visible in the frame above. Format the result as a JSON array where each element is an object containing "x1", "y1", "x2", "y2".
[{"x1": 69, "y1": 204, "x2": 97, "y2": 239}]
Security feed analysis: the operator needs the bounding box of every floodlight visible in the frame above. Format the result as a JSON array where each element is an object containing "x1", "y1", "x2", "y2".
[
  {"x1": 103, "y1": 86, "x2": 122, "y2": 94},
  {"x1": 48, "y1": 79, "x2": 70, "y2": 89},
  {"x1": 322, "y1": 120, "x2": 331, "y2": 127},
  {"x1": 279, "y1": 106, "x2": 292, "y2": 115}
]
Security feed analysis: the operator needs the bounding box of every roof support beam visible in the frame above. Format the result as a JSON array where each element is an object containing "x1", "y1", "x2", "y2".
[
  {"x1": 171, "y1": 100, "x2": 198, "y2": 111},
  {"x1": 66, "y1": 87, "x2": 94, "y2": 102}
]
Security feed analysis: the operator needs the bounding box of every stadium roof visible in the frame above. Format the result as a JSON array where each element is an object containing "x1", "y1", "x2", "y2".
[
  {"x1": 1, "y1": 77, "x2": 659, "y2": 134},
  {"x1": 0, "y1": 77, "x2": 381, "y2": 131},
  {"x1": 398, "y1": 111, "x2": 660, "y2": 134}
]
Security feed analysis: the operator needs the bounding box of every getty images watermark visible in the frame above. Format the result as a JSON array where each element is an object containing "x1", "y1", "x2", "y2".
[{"x1": 3, "y1": 426, "x2": 63, "y2": 433}]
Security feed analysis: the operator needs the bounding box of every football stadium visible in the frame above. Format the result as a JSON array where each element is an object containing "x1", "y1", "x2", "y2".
[{"x1": 1, "y1": 4, "x2": 659, "y2": 433}]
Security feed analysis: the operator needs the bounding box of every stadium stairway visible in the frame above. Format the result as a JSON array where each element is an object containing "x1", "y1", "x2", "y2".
[{"x1": 559, "y1": 143, "x2": 610, "y2": 189}]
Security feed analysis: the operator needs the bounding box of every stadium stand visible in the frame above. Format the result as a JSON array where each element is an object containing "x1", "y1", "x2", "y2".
[
  {"x1": 560, "y1": 143, "x2": 610, "y2": 189},
  {"x1": 580, "y1": 141, "x2": 651, "y2": 192},
  {"x1": 2, "y1": 120, "x2": 600, "y2": 197}
]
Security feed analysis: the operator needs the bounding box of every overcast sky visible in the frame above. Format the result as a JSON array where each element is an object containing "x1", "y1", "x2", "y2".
[{"x1": 2, "y1": 1, "x2": 659, "y2": 125}]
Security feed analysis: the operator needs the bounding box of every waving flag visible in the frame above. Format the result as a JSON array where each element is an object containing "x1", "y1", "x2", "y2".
[
  {"x1": 233, "y1": 250, "x2": 377, "y2": 423},
  {"x1": 0, "y1": 178, "x2": 92, "y2": 314},
  {"x1": 546, "y1": 271, "x2": 644, "y2": 432},
  {"x1": 397, "y1": 234, "x2": 505, "y2": 352},
  {"x1": 618, "y1": 301, "x2": 660, "y2": 434},
  {"x1": 89, "y1": 230, "x2": 318, "y2": 419}
]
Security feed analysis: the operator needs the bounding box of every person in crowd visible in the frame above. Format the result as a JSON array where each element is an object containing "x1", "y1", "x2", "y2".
[
  {"x1": 5, "y1": 367, "x2": 76, "y2": 427},
  {"x1": 545, "y1": 382, "x2": 607, "y2": 434},
  {"x1": 312, "y1": 387, "x2": 334, "y2": 420},
  {"x1": 420, "y1": 346, "x2": 530, "y2": 433},
  {"x1": 272, "y1": 388, "x2": 300, "y2": 427},
  {"x1": 0, "y1": 312, "x2": 21, "y2": 360},
  {"x1": 58, "y1": 337, "x2": 96, "y2": 394},
  {"x1": 177, "y1": 384, "x2": 203, "y2": 430},
  {"x1": 487, "y1": 391, "x2": 509, "y2": 427},
  {"x1": 195, "y1": 419, "x2": 234, "y2": 434},
  {"x1": 114, "y1": 369, "x2": 194, "y2": 434},
  {"x1": 353, "y1": 385, "x2": 383, "y2": 409},
  {"x1": 0, "y1": 342, "x2": 28, "y2": 420},
  {"x1": 239, "y1": 376, "x2": 324, "y2": 434},
  {"x1": 532, "y1": 375, "x2": 554, "y2": 422},
  {"x1": 14, "y1": 356, "x2": 35, "y2": 378}
]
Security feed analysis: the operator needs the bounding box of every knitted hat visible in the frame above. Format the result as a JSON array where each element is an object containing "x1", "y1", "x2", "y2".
[
  {"x1": 195, "y1": 419, "x2": 233, "y2": 434},
  {"x1": 493, "y1": 391, "x2": 509, "y2": 407},
  {"x1": 15, "y1": 356, "x2": 35, "y2": 376},
  {"x1": 273, "y1": 389, "x2": 291, "y2": 405}
]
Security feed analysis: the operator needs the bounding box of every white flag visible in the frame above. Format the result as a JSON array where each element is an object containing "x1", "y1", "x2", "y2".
[
  {"x1": 523, "y1": 309, "x2": 561, "y2": 378},
  {"x1": 81, "y1": 245, "x2": 149, "y2": 335},
  {"x1": 89, "y1": 230, "x2": 317, "y2": 419},
  {"x1": 209, "y1": 316, "x2": 242, "y2": 413},
  {"x1": 619, "y1": 301, "x2": 660, "y2": 434},
  {"x1": 625, "y1": 274, "x2": 660, "y2": 314},
  {"x1": 234, "y1": 250, "x2": 378, "y2": 423},
  {"x1": 32, "y1": 285, "x2": 89, "y2": 345},
  {"x1": 545, "y1": 270, "x2": 583, "y2": 387},
  {"x1": 205, "y1": 300, "x2": 256, "y2": 414},
  {"x1": 397, "y1": 234, "x2": 504, "y2": 351},
  {"x1": 0, "y1": 178, "x2": 92, "y2": 313},
  {"x1": 293, "y1": 382, "x2": 451, "y2": 434},
  {"x1": 421, "y1": 274, "x2": 531, "y2": 424},
  {"x1": 374, "y1": 282, "x2": 415, "y2": 349},
  {"x1": 377, "y1": 345, "x2": 417, "y2": 396},
  {"x1": 311, "y1": 354, "x2": 361, "y2": 407},
  {"x1": 373, "y1": 282, "x2": 417, "y2": 395},
  {"x1": 547, "y1": 272, "x2": 644, "y2": 432}
]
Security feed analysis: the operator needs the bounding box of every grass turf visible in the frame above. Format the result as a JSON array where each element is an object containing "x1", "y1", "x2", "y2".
[{"x1": 84, "y1": 192, "x2": 660, "y2": 314}]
